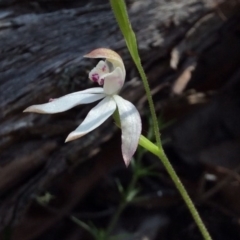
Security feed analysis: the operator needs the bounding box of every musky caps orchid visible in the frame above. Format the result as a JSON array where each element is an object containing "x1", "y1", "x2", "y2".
[{"x1": 24, "y1": 48, "x2": 142, "y2": 166}]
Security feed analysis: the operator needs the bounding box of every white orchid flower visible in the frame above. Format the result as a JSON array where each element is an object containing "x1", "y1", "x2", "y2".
[{"x1": 24, "y1": 48, "x2": 142, "y2": 166}]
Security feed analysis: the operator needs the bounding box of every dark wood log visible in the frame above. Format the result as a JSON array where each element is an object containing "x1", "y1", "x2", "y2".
[{"x1": 0, "y1": 0, "x2": 240, "y2": 238}]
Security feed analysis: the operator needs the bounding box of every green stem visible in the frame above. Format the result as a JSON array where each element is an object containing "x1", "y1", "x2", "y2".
[
  {"x1": 139, "y1": 135, "x2": 212, "y2": 239},
  {"x1": 139, "y1": 134, "x2": 212, "y2": 239},
  {"x1": 106, "y1": 202, "x2": 126, "y2": 237},
  {"x1": 110, "y1": 0, "x2": 212, "y2": 239},
  {"x1": 134, "y1": 61, "x2": 162, "y2": 150},
  {"x1": 106, "y1": 175, "x2": 138, "y2": 237},
  {"x1": 157, "y1": 145, "x2": 212, "y2": 240},
  {"x1": 109, "y1": 0, "x2": 161, "y2": 149}
]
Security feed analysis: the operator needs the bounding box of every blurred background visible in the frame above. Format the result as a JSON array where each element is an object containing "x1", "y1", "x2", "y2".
[{"x1": 0, "y1": 0, "x2": 240, "y2": 239}]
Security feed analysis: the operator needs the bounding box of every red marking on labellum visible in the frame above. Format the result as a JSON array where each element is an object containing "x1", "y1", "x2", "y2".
[{"x1": 91, "y1": 73, "x2": 99, "y2": 82}]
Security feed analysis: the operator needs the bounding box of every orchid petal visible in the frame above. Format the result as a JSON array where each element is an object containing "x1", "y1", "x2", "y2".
[
  {"x1": 23, "y1": 91, "x2": 105, "y2": 114},
  {"x1": 79, "y1": 87, "x2": 104, "y2": 94},
  {"x1": 103, "y1": 67, "x2": 124, "y2": 95},
  {"x1": 84, "y1": 48, "x2": 126, "y2": 79},
  {"x1": 65, "y1": 96, "x2": 116, "y2": 142},
  {"x1": 113, "y1": 95, "x2": 142, "y2": 166}
]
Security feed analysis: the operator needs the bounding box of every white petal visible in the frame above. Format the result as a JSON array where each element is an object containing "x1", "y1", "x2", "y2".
[
  {"x1": 103, "y1": 67, "x2": 124, "y2": 95},
  {"x1": 23, "y1": 91, "x2": 105, "y2": 114},
  {"x1": 113, "y1": 95, "x2": 142, "y2": 166},
  {"x1": 79, "y1": 87, "x2": 104, "y2": 94},
  {"x1": 65, "y1": 96, "x2": 116, "y2": 142}
]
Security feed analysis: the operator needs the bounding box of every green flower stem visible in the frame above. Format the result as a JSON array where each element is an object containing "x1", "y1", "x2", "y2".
[
  {"x1": 139, "y1": 135, "x2": 212, "y2": 239},
  {"x1": 106, "y1": 175, "x2": 138, "y2": 237},
  {"x1": 135, "y1": 63, "x2": 162, "y2": 150},
  {"x1": 140, "y1": 134, "x2": 212, "y2": 239},
  {"x1": 110, "y1": 0, "x2": 161, "y2": 149},
  {"x1": 110, "y1": 0, "x2": 212, "y2": 239},
  {"x1": 157, "y1": 145, "x2": 212, "y2": 240},
  {"x1": 106, "y1": 202, "x2": 126, "y2": 237},
  {"x1": 138, "y1": 135, "x2": 159, "y2": 157},
  {"x1": 71, "y1": 216, "x2": 96, "y2": 238}
]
